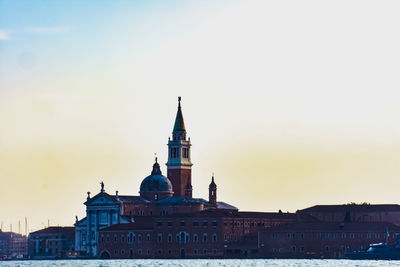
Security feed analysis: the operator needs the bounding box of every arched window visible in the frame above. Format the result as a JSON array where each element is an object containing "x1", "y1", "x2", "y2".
[
  {"x1": 138, "y1": 234, "x2": 142, "y2": 243},
  {"x1": 177, "y1": 231, "x2": 189, "y2": 244},
  {"x1": 212, "y1": 233, "x2": 217, "y2": 242},
  {"x1": 203, "y1": 233, "x2": 208, "y2": 243},
  {"x1": 157, "y1": 233, "x2": 162, "y2": 243},
  {"x1": 168, "y1": 234, "x2": 172, "y2": 243},
  {"x1": 128, "y1": 232, "x2": 134, "y2": 244}
]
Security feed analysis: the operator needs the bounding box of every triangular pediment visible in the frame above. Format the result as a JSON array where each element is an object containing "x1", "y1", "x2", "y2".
[{"x1": 85, "y1": 192, "x2": 119, "y2": 206}]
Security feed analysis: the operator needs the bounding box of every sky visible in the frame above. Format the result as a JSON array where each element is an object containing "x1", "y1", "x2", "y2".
[{"x1": 1, "y1": 0, "x2": 400, "y2": 233}]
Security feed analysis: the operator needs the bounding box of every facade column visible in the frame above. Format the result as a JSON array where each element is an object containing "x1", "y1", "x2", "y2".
[{"x1": 86, "y1": 210, "x2": 91, "y2": 256}]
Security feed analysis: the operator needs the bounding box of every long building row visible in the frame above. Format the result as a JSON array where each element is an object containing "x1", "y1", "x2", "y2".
[
  {"x1": 27, "y1": 204, "x2": 400, "y2": 259},
  {"x1": 24, "y1": 98, "x2": 400, "y2": 259}
]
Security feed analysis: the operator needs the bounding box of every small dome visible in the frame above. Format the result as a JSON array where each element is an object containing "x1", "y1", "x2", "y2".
[{"x1": 140, "y1": 159, "x2": 173, "y2": 194}]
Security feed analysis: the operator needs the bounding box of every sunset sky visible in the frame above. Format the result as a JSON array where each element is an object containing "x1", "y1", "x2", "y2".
[{"x1": 1, "y1": 0, "x2": 400, "y2": 232}]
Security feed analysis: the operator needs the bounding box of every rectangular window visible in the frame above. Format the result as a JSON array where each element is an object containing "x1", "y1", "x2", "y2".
[
  {"x1": 112, "y1": 212, "x2": 118, "y2": 224},
  {"x1": 100, "y1": 212, "x2": 108, "y2": 224}
]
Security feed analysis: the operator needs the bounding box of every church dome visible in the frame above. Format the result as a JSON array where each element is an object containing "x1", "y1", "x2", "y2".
[{"x1": 140, "y1": 159, "x2": 173, "y2": 197}]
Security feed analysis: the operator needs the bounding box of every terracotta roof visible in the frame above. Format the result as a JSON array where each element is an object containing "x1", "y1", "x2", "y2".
[
  {"x1": 154, "y1": 209, "x2": 296, "y2": 219},
  {"x1": 299, "y1": 204, "x2": 400, "y2": 213},
  {"x1": 160, "y1": 209, "x2": 232, "y2": 218},
  {"x1": 30, "y1": 226, "x2": 74, "y2": 235},
  {"x1": 156, "y1": 196, "x2": 206, "y2": 205},
  {"x1": 263, "y1": 222, "x2": 400, "y2": 232},
  {"x1": 234, "y1": 211, "x2": 298, "y2": 219},
  {"x1": 116, "y1": 195, "x2": 151, "y2": 203},
  {"x1": 99, "y1": 219, "x2": 153, "y2": 232},
  {"x1": 216, "y1": 201, "x2": 238, "y2": 210}
]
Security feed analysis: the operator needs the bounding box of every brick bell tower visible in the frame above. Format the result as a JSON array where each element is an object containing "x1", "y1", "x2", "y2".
[{"x1": 166, "y1": 97, "x2": 193, "y2": 197}]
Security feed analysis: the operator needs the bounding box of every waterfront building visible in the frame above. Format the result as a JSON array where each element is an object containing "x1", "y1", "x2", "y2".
[
  {"x1": 28, "y1": 226, "x2": 74, "y2": 259},
  {"x1": 97, "y1": 210, "x2": 299, "y2": 259},
  {"x1": 73, "y1": 98, "x2": 400, "y2": 259},
  {"x1": 0, "y1": 230, "x2": 28, "y2": 259},
  {"x1": 74, "y1": 98, "x2": 238, "y2": 257},
  {"x1": 297, "y1": 204, "x2": 400, "y2": 226},
  {"x1": 258, "y1": 221, "x2": 400, "y2": 259}
]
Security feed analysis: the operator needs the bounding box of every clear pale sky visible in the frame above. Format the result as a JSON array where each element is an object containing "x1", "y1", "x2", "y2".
[{"x1": 1, "y1": 0, "x2": 400, "y2": 232}]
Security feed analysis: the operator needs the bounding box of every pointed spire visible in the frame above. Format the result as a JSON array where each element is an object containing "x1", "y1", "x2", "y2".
[{"x1": 173, "y1": 96, "x2": 186, "y2": 134}]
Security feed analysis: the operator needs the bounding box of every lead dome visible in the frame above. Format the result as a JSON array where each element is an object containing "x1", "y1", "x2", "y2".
[{"x1": 139, "y1": 159, "x2": 173, "y2": 200}]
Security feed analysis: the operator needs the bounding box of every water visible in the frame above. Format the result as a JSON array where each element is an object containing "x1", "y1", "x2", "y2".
[{"x1": 0, "y1": 260, "x2": 399, "y2": 267}]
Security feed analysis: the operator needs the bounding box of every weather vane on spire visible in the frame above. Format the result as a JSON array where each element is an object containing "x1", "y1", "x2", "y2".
[
  {"x1": 100, "y1": 181, "x2": 104, "y2": 192},
  {"x1": 154, "y1": 153, "x2": 157, "y2": 163}
]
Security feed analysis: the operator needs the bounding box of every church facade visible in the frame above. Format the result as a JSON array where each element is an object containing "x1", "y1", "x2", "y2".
[{"x1": 74, "y1": 98, "x2": 237, "y2": 257}]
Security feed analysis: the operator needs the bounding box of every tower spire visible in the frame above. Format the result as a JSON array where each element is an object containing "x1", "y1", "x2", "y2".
[
  {"x1": 167, "y1": 97, "x2": 193, "y2": 197},
  {"x1": 173, "y1": 96, "x2": 186, "y2": 138}
]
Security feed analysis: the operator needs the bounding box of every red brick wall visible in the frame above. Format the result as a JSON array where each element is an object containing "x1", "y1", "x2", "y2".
[
  {"x1": 260, "y1": 228, "x2": 400, "y2": 258},
  {"x1": 167, "y1": 168, "x2": 191, "y2": 197}
]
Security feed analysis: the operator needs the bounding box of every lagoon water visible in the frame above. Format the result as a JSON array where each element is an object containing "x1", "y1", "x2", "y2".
[{"x1": 0, "y1": 260, "x2": 399, "y2": 267}]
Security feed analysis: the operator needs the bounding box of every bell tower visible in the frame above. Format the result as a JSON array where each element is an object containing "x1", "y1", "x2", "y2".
[
  {"x1": 166, "y1": 97, "x2": 193, "y2": 197},
  {"x1": 209, "y1": 175, "x2": 217, "y2": 206}
]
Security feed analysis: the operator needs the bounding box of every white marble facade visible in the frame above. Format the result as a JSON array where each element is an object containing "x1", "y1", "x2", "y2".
[{"x1": 74, "y1": 186, "x2": 131, "y2": 257}]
